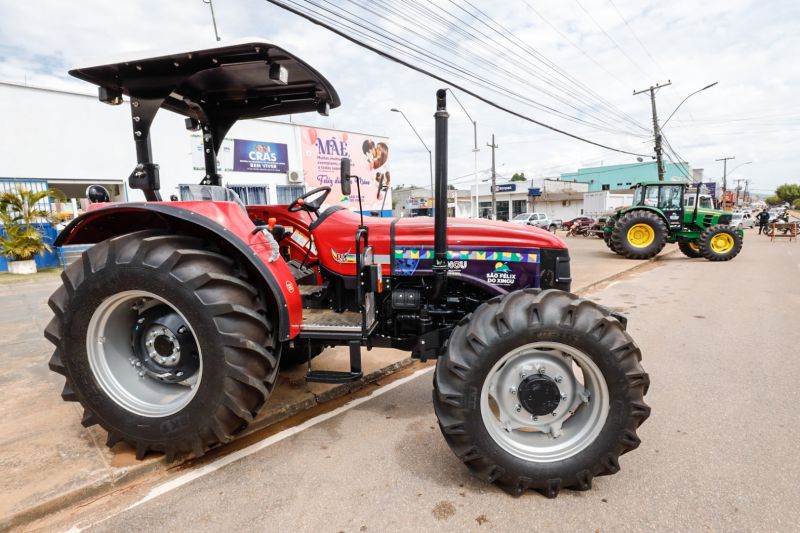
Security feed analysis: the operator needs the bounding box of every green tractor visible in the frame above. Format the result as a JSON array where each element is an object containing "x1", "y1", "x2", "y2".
[{"x1": 604, "y1": 181, "x2": 743, "y2": 261}]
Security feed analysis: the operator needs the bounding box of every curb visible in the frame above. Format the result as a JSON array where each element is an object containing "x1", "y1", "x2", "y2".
[{"x1": 3, "y1": 250, "x2": 677, "y2": 530}]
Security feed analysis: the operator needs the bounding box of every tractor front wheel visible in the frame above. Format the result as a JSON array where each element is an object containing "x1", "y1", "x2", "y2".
[
  {"x1": 610, "y1": 211, "x2": 667, "y2": 259},
  {"x1": 678, "y1": 241, "x2": 702, "y2": 258},
  {"x1": 46, "y1": 231, "x2": 278, "y2": 461},
  {"x1": 433, "y1": 289, "x2": 650, "y2": 497},
  {"x1": 697, "y1": 225, "x2": 743, "y2": 261}
]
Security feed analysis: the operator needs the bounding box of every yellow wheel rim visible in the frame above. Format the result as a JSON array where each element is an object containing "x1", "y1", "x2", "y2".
[
  {"x1": 710, "y1": 233, "x2": 734, "y2": 254},
  {"x1": 689, "y1": 242, "x2": 699, "y2": 251},
  {"x1": 627, "y1": 223, "x2": 655, "y2": 248}
]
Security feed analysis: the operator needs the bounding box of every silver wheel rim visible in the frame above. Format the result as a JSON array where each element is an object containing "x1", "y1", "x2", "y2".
[
  {"x1": 86, "y1": 290, "x2": 202, "y2": 418},
  {"x1": 480, "y1": 342, "x2": 609, "y2": 462}
]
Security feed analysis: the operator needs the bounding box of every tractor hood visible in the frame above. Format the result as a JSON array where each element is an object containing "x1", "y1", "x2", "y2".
[
  {"x1": 312, "y1": 207, "x2": 567, "y2": 278},
  {"x1": 393, "y1": 216, "x2": 566, "y2": 249}
]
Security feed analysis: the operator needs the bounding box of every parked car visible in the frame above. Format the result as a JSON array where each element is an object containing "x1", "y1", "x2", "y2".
[
  {"x1": 511, "y1": 212, "x2": 560, "y2": 232},
  {"x1": 729, "y1": 212, "x2": 754, "y2": 230},
  {"x1": 562, "y1": 216, "x2": 594, "y2": 231}
]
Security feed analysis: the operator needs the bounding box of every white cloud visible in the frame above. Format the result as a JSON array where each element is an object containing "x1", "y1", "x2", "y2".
[{"x1": 0, "y1": 0, "x2": 797, "y2": 193}]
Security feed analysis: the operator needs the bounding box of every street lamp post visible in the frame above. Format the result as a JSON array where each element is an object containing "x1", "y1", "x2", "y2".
[
  {"x1": 446, "y1": 89, "x2": 479, "y2": 217},
  {"x1": 391, "y1": 108, "x2": 434, "y2": 207},
  {"x1": 202, "y1": 0, "x2": 222, "y2": 41}
]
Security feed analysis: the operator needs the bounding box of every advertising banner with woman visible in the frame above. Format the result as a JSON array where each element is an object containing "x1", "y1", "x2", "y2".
[{"x1": 300, "y1": 127, "x2": 391, "y2": 216}]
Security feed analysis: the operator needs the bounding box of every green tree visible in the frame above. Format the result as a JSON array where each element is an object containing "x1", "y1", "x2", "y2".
[
  {"x1": 765, "y1": 195, "x2": 781, "y2": 206},
  {"x1": 0, "y1": 187, "x2": 62, "y2": 261},
  {"x1": 510, "y1": 172, "x2": 526, "y2": 182},
  {"x1": 774, "y1": 183, "x2": 800, "y2": 205}
]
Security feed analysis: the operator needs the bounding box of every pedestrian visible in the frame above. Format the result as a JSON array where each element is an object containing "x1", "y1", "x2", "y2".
[{"x1": 756, "y1": 208, "x2": 770, "y2": 235}]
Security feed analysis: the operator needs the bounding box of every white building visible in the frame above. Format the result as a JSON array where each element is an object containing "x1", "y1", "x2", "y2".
[
  {"x1": 467, "y1": 178, "x2": 589, "y2": 221},
  {"x1": 0, "y1": 81, "x2": 391, "y2": 216}
]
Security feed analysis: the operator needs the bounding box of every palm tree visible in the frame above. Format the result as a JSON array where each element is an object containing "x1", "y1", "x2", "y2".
[{"x1": 0, "y1": 187, "x2": 62, "y2": 262}]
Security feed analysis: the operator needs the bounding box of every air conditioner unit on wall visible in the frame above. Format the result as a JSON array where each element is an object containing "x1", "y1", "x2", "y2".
[{"x1": 287, "y1": 171, "x2": 302, "y2": 183}]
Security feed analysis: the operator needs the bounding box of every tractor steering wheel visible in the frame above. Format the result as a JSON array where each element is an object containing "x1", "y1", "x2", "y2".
[{"x1": 288, "y1": 186, "x2": 331, "y2": 215}]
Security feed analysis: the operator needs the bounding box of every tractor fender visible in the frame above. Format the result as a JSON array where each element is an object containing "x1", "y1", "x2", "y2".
[{"x1": 55, "y1": 201, "x2": 303, "y2": 340}]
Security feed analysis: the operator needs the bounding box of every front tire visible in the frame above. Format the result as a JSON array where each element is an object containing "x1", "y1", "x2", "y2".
[
  {"x1": 697, "y1": 225, "x2": 743, "y2": 261},
  {"x1": 611, "y1": 211, "x2": 667, "y2": 260},
  {"x1": 433, "y1": 289, "x2": 650, "y2": 497},
  {"x1": 678, "y1": 241, "x2": 702, "y2": 258},
  {"x1": 46, "y1": 231, "x2": 278, "y2": 461}
]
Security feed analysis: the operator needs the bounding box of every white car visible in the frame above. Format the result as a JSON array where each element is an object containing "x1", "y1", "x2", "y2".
[{"x1": 730, "y1": 212, "x2": 754, "y2": 230}]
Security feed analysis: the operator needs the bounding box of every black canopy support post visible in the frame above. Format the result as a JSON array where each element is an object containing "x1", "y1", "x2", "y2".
[
  {"x1": 128, "y1": 97, "x2": 164, "y2": 201},
  {"x1": 200, "y1": 124, "x2": 221, "y2": 186},
  {"x1": 432, "y1": 89, "x2": 449, "y2": 303}
]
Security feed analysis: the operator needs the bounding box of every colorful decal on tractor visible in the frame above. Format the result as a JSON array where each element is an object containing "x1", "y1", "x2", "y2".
[
  {"x1": 393, "y1": 248, "x2": 538, "y2": 263},
  {"x1": 486, "y1": 262, "x2": 517, "y2": 285},
  {"x1": 392, "y1": 246, "x2": 541, "y2": 290},
  {"x1": 331, "y1": 249, "x2": 357, "y2": 264}
]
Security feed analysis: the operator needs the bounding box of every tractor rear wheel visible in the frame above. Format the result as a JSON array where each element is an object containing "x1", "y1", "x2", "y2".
[
  {"x1": 46, "y1": 231, "x2": 278, "y2": 461},
  {"x1": 611, "y1": 211, "x2": 668, "y2": 260},
  {"x1": 697, "y1": 225, "x2": 743, "y2": 261},
  {"x1": 678, "y1": 241, "x2": 702, "y2": 258},
  {"x1": 433, "y1": 289, "x2": 650, "y2": 497}
]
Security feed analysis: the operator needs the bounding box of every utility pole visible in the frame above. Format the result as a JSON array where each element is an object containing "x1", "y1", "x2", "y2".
[
  {"x1": 716, "y1": 156, "x2": 735, "y2": 208},
  {"x1": 743, "y1": 179, "x2": 750, "y2": 204},
  {"x1": 487, "y1": 134, "x2": 499, "y2": 220},
  {"x1": 633, "y1": 81, "x2": 671, "y2": 181}
]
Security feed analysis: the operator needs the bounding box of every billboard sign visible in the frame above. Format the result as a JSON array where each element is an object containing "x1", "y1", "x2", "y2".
[
  {"x1": 232, "y1": 140, "x2": 288, "y2": 173},
  {"x1": 300, "y1": 127, "x2": 391, "y2": 214},
  {"x1": 494, "y1": 183, "x2": 516, "y2": 193}
]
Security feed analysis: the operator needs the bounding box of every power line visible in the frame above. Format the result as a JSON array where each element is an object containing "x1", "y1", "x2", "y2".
[
  {"x1": 265, "y1": 0, "x2": 651, "y2": 157},
  {"x1": 298, "y1": 0, "x2": 646, "y2": 137},
  {"x1": 573, "y1": 0, "x2": 654, "y2": 80},
  {"x1": 607, "y1": 0, "x2": 667, "y2": 78},
  {"x1": 445, "y1": 0, "x2": 649, "y2": 133},
  {"x1": 353, "y1": 0, "x2": 645, "y2": 136}
]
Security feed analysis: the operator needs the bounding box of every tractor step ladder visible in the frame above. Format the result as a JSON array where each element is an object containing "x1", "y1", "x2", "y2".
[{"x1": 304, "y1": 339, "x2": 363, "y2": 384}]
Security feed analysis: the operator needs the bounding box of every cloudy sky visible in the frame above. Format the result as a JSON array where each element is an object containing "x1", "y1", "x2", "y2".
[{"x1": 1, "y1": 0, "x2": 798, "y2": 195}]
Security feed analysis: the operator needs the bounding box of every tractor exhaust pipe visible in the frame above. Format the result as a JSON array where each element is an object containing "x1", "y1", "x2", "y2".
[{"x1": 432, "y1": 89, "x2": 449, "y2": 302}]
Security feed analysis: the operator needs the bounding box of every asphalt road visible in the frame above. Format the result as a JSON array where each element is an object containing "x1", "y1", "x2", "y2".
[{"x1": 62, "y1": 234, "x2": 800, "y2": 532}]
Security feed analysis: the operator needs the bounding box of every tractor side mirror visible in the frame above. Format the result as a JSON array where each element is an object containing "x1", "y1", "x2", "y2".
[{"x1": 340, "y1": 158, "x2": 351, "y2": 196}]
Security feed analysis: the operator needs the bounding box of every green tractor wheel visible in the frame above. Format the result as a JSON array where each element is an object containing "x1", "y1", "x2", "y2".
[
  {"x1": 610, "y1": 211, "x2": 668, "y2": 260},
  {"x1": 697, "y1": 225, "x2": 743, "y2": 261},
  {"x1": 678, "y1": 241, "x2": 702, "y2": 258}
]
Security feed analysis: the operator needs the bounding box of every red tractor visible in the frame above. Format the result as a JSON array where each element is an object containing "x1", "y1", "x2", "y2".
[{"x1": 47, "y1": 42, "x2": 649, "y2": 497}]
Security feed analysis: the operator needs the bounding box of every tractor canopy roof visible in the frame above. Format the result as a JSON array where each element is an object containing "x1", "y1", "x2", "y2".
[{"x1": 69, "y1": 39, "x2": 341, "y2": 121}]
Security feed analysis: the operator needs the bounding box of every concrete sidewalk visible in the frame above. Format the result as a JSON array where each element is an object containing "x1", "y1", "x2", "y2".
[{"x1": 0, "y1": 236, "x2": 678, "y2": 530}]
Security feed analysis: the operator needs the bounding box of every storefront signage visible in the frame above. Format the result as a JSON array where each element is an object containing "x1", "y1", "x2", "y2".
[{"x1": 232, "y1": 140, "x2": 288, "y2": 173}]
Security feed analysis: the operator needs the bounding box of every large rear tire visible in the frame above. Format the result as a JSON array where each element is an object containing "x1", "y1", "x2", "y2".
[
  {"x1": 46, "y1": 231, "x2": 278, "y2": 461},
  {"x1": 610, "y1": 211, "x2": 667, "y2": 260},
  {"x1": 697, "y1": 225, "x2": 743, "y2": 261},
  {"x1": 433, "y1": 289, "x2": 650, "y2": 497}
]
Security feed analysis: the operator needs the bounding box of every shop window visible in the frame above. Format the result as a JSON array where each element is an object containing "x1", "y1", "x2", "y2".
[
  {"x1": 512, "y1": 200, "x2": 527, "y2": 216},
  {"x1": 277, "y1": 185, "x2": 306, "y2": 205}
]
